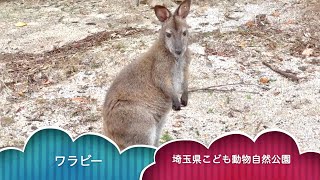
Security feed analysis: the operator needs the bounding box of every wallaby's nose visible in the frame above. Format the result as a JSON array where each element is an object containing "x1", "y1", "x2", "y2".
[{"x1": 175, "y1": 50, "x2": 182, "y2": 55}]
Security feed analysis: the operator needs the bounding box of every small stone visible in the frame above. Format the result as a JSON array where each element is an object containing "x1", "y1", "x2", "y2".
[
  {"x1": 173, "y1": 121, "x2": 182, "y2": 128},
  {"x1": 302, "y1": 48, "x2": 313, "y2": 57},
  {"x1": 172, "y1": 130, "x2": 178, "y2": 134},
  {"x1": 206, "y1": 61, "x2": 213, "y2": 67},
  {"x1": 84, "y1": 71, "x2": 93, "y2": 75},
  {"x1": 227, "y1": 111, "x2": 235, "y2": 118},
  {"x1": 298, "y1": 66, "x2": 307, "y2": 71},
  {"x1": 285, "y1": 99, "x2": 293, "y2": 103},
  {"x1": 259, "y1": 77, "x2": 270, "y2": 84},
  {"x1": 225, "y1": 11, "x2": 244, "y2": 20},
  {"x1": 273, "y1": 91, "x2": 280, "y2": 96}
]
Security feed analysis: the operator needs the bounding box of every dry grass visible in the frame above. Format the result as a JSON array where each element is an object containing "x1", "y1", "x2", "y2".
[{"x1": 0, "y1": 28, "x2": 153, "y2": 96}]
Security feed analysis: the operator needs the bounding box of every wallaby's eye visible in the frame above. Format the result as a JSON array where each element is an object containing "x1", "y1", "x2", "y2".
[
  {"x1": 182, "y1": 31, "x2": 187, "y2": 36},
  {"x1": 166, "y1": 32, "x2": 171, "y2": 38}
]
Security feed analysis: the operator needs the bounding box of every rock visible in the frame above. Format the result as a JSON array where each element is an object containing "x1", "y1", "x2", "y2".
[
  {"x1": 225, "y1": 11, "x2": 244, "y2": 20},
  {"x1": 259, "y1": 77, "x2": 270, "y2": 84}
]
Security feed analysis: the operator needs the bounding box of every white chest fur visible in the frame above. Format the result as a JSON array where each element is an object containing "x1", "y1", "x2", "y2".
[{"x1": 172, "y1": 58, "x2": 185, "y2": 94}]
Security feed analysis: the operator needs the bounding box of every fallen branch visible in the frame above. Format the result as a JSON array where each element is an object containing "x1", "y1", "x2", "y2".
[
  {"x1": 188, "y1": 82, "x2": 270, "y2": 93},
  {"x1": 262, "y1": 61, "x2": 300, "y2": 82},
  {"x1": 189, "y1": 87, "x2": 261, "y2": 95}
]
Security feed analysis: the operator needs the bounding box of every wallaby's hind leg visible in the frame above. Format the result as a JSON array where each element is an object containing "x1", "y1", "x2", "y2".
[
  {"x1": 104, "y1": 103, "x2": 157, "y2": 150},
  {"x1": 154, "y1": 115, "x2": 167, "y2": 147}
]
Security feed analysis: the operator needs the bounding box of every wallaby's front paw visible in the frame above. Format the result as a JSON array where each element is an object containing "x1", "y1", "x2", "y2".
[
  {"x1": 172, "y1": 103, "x2": 181, "y2": 111},
  {"x1": 172, "y1": 99, "x2": 181, "y2": 111},
  {"x1": 181, "y1": 92, "x2": 188, "y2": 107}
]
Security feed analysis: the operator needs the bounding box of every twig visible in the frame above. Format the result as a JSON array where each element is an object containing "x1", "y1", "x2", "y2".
[
  {"x1": 262, "y1": 61, "x2": 300, "y2": 82},
  {"x1": 188, "y1": 82, "x2": 270, "y2": 93},
  {"x1": 189, "y1": 87, "x2": 261, "y2": 95},
  {"x1": 0, "y1": 78, "x2": 13, "y2": 95},
  {"x1": 254, "y1": 121, "x2": 263, "y2": 134}
]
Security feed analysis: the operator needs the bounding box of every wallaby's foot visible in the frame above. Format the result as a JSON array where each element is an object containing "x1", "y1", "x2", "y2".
[
  {"x1": 172, "y1": 98, "x2": 181, "y2": 111},
  {"x1": 181, "y1": 92, "x2": 188, "y2": 107}
]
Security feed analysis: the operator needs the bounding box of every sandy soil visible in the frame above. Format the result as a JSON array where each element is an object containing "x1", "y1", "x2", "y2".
[{"x1": 0, "y1": 0, "x2": 319, "y2": 152}]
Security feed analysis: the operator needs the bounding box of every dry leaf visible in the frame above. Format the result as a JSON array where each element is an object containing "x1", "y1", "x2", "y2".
[
  {"x1": 272, "y1": 11, "x2": 281, "y2": 17},
  {"x1": 239, "y1": 41, "x2": 247, "y2": 48},
  {"x1": 259, "y1": 77, "x2": 270, "y2": 84},
  {"x1": 216, "y1": 51, "x2": 227, "y2": 56},
  {"x1": 302, "y1": 48, "x2": 313, "y2": 57},
  {"x1": 274, "y1": 91, "x2": 280, "y2": 96},
  {"x1": 245, "y1": 21, "x2": 255, "y2": 28},
  {"x1": 18, "y1": 92, "x2": 25, "y2": 97},
  {"x1": 71, "y1": 97, "x2": 89, "y2": 103},
  {"x1": 15, "y1": 22, "x2": 27, "y2": 27},
  {"x1": 285, "y1": 19, "x2": 294, "y2": 25},
  {"x1": 42, "y1": 80, "x2": 52, "y2": 85},
  {"x1": 268, "y1": 41, "x2": 277, "y2": 50}
]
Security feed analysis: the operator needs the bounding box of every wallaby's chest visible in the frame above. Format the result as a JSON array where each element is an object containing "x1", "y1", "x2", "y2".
[{"x1": 172, "y1": 58, "x2": 185, "y2": 94}]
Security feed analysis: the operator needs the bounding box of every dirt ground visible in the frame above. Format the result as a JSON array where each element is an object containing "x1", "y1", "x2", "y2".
[{"x1": 0, "y1": 0, "x2": 319, "y2": 152}]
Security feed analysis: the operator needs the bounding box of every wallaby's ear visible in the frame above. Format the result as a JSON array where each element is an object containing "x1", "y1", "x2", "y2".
[
  {"x1": 174, "y1": 0, "x2": 191, "y2": 19},
  {"x1": 154, "y1": 5, "x2": 172, "y2": 22}
]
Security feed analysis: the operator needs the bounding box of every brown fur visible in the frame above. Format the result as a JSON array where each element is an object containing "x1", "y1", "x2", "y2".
[{"x1": 103, "y1": 0, "x2": 192, "y2": 150}]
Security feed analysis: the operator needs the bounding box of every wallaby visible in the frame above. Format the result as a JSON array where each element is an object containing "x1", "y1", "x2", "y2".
[{"x1": 103, "y1": 0, "x2": 191, "y2": 150}]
